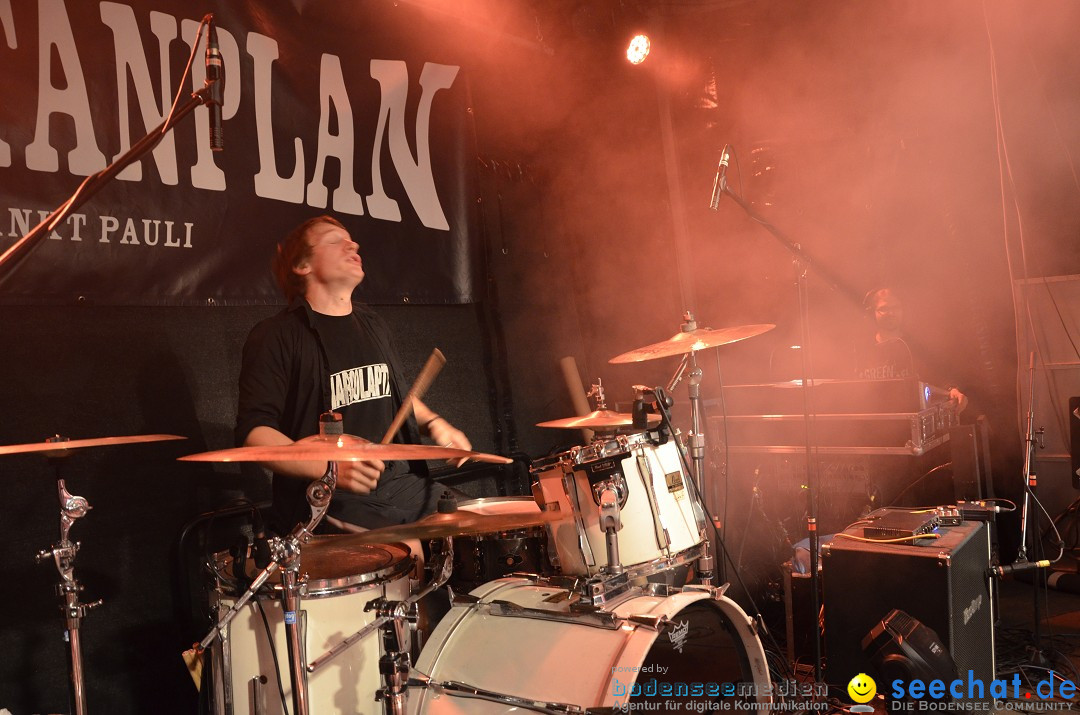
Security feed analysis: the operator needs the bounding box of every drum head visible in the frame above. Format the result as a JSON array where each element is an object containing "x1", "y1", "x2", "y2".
[
  {"x1": 629, "y1": 600, "x2": 765, "y2": 706},
  {"x1": 217, "y1": 538, "x2": 413, "y2": 598}
]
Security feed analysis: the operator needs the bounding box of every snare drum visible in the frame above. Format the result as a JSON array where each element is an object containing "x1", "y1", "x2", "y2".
[
  {"x1": 532, "y1": 433, "x2": 706, "y2": 576},
  {"x1": 410, "y1": 578, "x2": 772, "y2": 712},
  {"x1": 209, "y1": 537, "x2": 414, "y2": 715},
  {"x1": 450, "y1": 497, "x2": 553, "y2": 590}
]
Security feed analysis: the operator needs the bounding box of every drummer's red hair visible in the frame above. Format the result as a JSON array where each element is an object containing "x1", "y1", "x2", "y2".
[{"x1": 273, "y1": 215, "x2": 346, "y2": 301}]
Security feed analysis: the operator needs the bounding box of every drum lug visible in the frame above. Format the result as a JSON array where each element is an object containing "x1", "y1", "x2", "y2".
[
  {"x1": 448, "y1": 590, "x2": 481, "y2": 606},
  {"x1": 681, "y1": 582, "x2": 730, "y2": 598},
  {"x1": 625, "y1": 613, "x2": 670, "y2": 631}
]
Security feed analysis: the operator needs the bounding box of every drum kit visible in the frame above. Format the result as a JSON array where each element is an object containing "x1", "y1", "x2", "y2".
[{"x1": 3, "y1": 315, "x2": 784, "y2": 715}]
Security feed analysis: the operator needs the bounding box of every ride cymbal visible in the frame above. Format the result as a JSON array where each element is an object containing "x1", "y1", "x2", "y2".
[
  {"x1": 536, "y1": 410, "x2": 660, "y2": 429},
  {"x1": 0, "y1": 433, "x2": 186, "y2": 456},
  {"x1": 178, "y1": 433, "x2": 511, "y2": 465},
  {"x1": 608, "y1": 323, "x2": 775, "y2": 363}
]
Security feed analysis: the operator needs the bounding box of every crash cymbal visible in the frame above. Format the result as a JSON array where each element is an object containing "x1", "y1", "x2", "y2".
[
  {"x1": 331, "y1": 508, "x2": 567, "y2": 545},
  {"x1": 178, "y1": 433, "x2": 512, "y2": 465},
  {"x1": 608, "y1": 323, "x2": 775, "y2": 363},
  {"x1": 0, "y1": 433, "x2": 186, "y2": 456},
  {"x1": 536, "y1": 410, "x2": 661, "y2": 429}
]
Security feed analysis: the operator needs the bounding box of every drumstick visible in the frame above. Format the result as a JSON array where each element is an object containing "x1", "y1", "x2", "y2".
[
  {"x1": 559, "y1": 356, "x2": 594, "y2": 443},
  {"x1": 381, "y1": 348, "x2": 446, "y2": 444}
]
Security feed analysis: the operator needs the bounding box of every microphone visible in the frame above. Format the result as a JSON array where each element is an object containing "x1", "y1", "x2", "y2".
[
  {"x1": 204, "y1": 15, "x2": 224, "y2": 152},
  {"x1": 987, "y1": 559, "x2": 1050, "y2": 578},
  {"x1": 709, "y1": 145, "x2": 730, "y2": 210}
]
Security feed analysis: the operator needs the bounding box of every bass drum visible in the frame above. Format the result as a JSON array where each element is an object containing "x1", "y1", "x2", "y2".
[
  {"x1": 209, "y1": 537, "x2": 414, "y2": 715},
  {"x1": 410, "y1": 578, "x2": 772, "y2": 713}
]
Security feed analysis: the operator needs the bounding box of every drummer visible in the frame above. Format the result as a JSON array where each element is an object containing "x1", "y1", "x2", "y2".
[{"x1": 236, "y1": 215, "x2": 472, "y2": 534}]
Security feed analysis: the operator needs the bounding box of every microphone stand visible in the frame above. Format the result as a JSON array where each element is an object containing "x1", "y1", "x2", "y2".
[
  {"x1": 1017, "y1": 352, "x2": 1049, "y2": 657},
  {"x1": 717, "y1": 179, "x2": 823, "y2": 683},
  {"x1": 0, "y1": 80, "x2": 220, "y2": 277}
]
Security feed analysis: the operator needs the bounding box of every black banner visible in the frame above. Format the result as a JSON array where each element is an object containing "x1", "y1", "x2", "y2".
[{"x1": 0, "y1": 0, "x2": 479, "y2": 305}]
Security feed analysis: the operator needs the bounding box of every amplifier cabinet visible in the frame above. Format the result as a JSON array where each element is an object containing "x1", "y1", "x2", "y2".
[{"x1": 822, "y1": 521, "x2": 994, "y2": 700}]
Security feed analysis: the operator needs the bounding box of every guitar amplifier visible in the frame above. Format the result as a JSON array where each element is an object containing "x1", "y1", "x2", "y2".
[{"x1": 822, "y1": 521, "x2": 994, "y2": 701}]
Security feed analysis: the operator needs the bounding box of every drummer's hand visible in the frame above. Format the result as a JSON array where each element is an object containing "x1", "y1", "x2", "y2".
[
  {"x1": 335, "y1": 459, "x2": 384, "y2": 494},
  {"x1": 426, "y1": 418, "x2": 472, "y2": 467}
]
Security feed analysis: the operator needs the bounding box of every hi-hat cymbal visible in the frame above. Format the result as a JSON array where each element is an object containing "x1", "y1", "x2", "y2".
[
  {"x1": 331, "y1": 507, "x2": 567, "y2": 545},
  {"x1": 0, "y1": 433, "x2": 186, "y2": 457},
  {"x1": 609, "y1": 323, "x2": 776, "y2": 363},
  {"x1": 178, "y1": 433, "x2": 511, "y2": 465},
  {"x1": 536, "y1": 410, "x2": 661, "y2": 430}
]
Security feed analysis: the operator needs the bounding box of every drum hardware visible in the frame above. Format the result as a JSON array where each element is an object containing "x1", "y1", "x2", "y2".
[
  {"x1": 190, "y1": 413, "x2": 343, "y2": 715},
  {"x1": 598, "y1": 484, "x2": 623, "y2": 575},
  {"x1": 536, "y1": 379, "x2": 662, "y2": 431},
  {"x1": 408, "y1": 673, "x2": 590, "y2": 715},
  {"x1": 36, "y1": 454, "x2": 101, "y2": 715},
  {"x1": 0, "y1": 432, "x2": 188, "y2": 715}
]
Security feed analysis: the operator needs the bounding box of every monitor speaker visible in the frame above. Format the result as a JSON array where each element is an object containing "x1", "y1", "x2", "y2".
[{"x1": 822, "y1": 521, "x2": 994, "y2": 702}]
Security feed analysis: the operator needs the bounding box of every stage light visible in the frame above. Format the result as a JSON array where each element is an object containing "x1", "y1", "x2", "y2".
[{"x1": 626, "y1": 33, "x2": 650, "y2": 64}]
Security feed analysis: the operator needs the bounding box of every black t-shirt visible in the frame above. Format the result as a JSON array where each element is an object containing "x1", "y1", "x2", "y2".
[
  {"x1": 855, "y1": 337, "x2": 917, "y2": 380},
  {"x1": 237, "y1": 299, "x2": 425, "y2": 532},
  {"x1": 313, "y1": 312, "x2": 407, "y2": 481}
]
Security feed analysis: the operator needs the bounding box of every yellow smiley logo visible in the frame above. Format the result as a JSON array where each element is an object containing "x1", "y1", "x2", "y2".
[{"x1": 847, "y1": 673, "x2": 877, "y2": 704}]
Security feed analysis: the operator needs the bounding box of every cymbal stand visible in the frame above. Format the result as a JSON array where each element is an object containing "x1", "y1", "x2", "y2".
[
  {"x1": 666, "y1": 313, "x2": 715, "y2": 585},
  {"x1": 36, "y1": 445, "x2": 102, "y2": 715},
  {"x1": 193, "y1": 416, "x2": 341, "y2": 715}
]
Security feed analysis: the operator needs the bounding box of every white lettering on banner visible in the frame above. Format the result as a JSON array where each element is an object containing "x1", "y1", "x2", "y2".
[
  {"x1": 367, "y1": 60, "x2": 458, "y2": 229},
  {"x1": 0, "y1": 0, "x2": 14, "y2": 167},
  {"x1": 24, "y1": 0, "x2": 108, "y2": 176},
  {"x1": 7, "y1": 207, "x2": 189, "y2": 247},
  {"x1": 100, "y1": 3, "x2": 179, "y2": 183},
  {"x1": 2, "y1": 1, "x2": 460, "y2": 230},
  {"x1": 250, "y1": 31, "x2": 305, "y2": 205},
  {"x1": 307, "y1": 53, "x2": 365, "y2": 215}
]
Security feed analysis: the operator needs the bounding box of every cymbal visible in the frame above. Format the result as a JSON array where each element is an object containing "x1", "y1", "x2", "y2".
[
  {"x1": 0, "y1": 433, "x2": 186, "y2": 457},
  {"x1": 331, "y1": 508, "x2": 567, "y2": 545},
  {"x1": 178, "y1": 433, "x2": 512, "y2": 465},
  {"x1": 536, "y1": 410, "x2": 661, "y2": 430},
  {"x1": 609, "y1": 323, "x2": 775, "y2": 363}
]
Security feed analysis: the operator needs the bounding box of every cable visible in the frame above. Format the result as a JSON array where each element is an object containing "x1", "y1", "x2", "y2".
[
  {"x1": 256, "y1": 599, "x2": 290, "y2": 715},
  {"x1": 884, "y1": 461, "x2": 952, "y2": 507},
  {"x1": 833, "y1": 532, "x2": 941, "y2": 545},
  {"x1": 713, "y1": 350, "x2": 731, "y2": 583}
]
